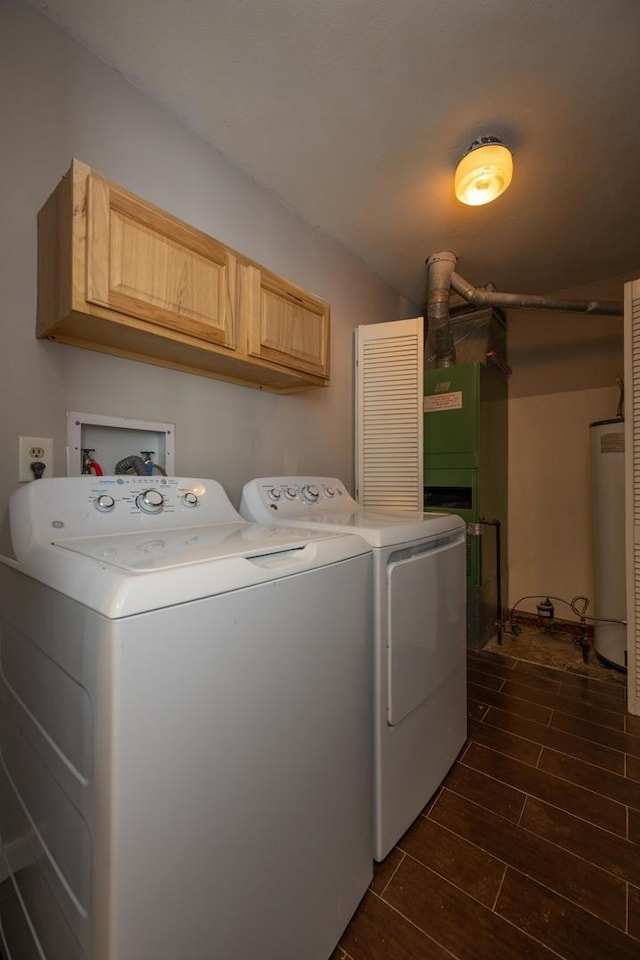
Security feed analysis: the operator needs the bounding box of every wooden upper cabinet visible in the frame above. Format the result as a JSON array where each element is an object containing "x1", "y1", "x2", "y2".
[
  {"x1": 242, "y1": 264, "x2": 330, "y2": 379},
  {"x1": 36, "y1": 159, "x2": 330, "y2": 393},
  {"x1": 85, "y1": 173, "x2": 237, "y2": 348}
]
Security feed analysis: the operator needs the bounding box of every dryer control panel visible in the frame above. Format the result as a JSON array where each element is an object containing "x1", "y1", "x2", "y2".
[{"x1": 241, "y1": 476, "x2": 358, "y2": 521}]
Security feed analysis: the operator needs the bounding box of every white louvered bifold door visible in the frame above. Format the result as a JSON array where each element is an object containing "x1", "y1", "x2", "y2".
[
  {"x1": 625, "y1": 279, "x2": 640, "y2": 715},
  {"x1": 355, "y1": 317, "x2": 423, "y2": 510}
]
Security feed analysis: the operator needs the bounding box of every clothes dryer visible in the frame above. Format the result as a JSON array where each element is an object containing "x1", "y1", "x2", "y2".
[
  {"x1": 241, "y1": 477, "x2": 467, "y2": 860},
  {"x1": 0, "y1": 476, "x2": 373, "y2": 960}
]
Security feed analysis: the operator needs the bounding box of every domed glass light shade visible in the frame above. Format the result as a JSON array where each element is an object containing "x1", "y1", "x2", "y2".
[{"x1": 454, "y1": 137, "x2": 513, "y2": 206}]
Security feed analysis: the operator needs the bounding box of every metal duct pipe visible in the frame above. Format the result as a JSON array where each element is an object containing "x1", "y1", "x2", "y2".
[
  {"x1": 449, "y1": 270, "x2": 623, "y2": 317},
  {"x1": 426, "y1": 251, "x2": 458, "y2": 367}
]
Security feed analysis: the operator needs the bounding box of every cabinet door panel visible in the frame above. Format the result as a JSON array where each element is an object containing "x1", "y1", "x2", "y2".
[
  {"x1": 86, "y1": 175, "x2": 236, "y2": 348},
  {"x1": 244, "y1": 266, "x2": 329, "y2": 378}
]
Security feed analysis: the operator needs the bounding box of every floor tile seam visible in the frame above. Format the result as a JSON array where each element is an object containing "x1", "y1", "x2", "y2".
[
  {"x1": 541, "y1": 746, "x2": 640, "y2": 808},
  {"x1": 460, "y1": 748, "x2": 542, "y2": 794},
  {"x1": 420, "y1": 803, "x2": 513, "y2": 873},
  {"x1": 557, "y1": 681, "x2": 628, "y2": 706},
  {"x1": 469, "y1": 652, "x2": 516, "y2": 668},
  {"x1": 420, "y1": 785, "x2": 444, "y2": 818},
  {"x1": 434, "y1": 789, "x2": 630, "y2": 912},
  {"x1": 369, "y1": 887, "x2": 461, "y2": 960},
  {"x1": 490, "y1": 863, "x2": 508, "y2": 912},
  {"x1": 399, "y1": 847, "x2": 508, "y2": 915},
  {"x1": 461, "y1": 748, "x2": 627, "y2": 829},
  {"x1": 497, "y1": 682, "x2": 624, "y2": 714},
  {"x1": 547, "y1": 711, "x2": 630, "y2": 746},
  {"x1": 510, "y1": 655, "x2": 572, "y2": 679},
  {"x1": 467, "y1": 699, "x2": 491, "y2": 724},
  {"x1": 520, "y1": 673, "x2": 626, "y2": 707},
  {"x1": 514, "y1": 814, "x2": 636, "y2": 891},
  {"x1": 538, "y1": 764, "x2": 640, "y2": 820},
  {"x1": 378, "y1": 849, "x2": 406, "y2": 899},
  {"x1": 466, "y1": 672, "x2": 509, "y2": 692},
  {"x1": 549, "y1": 704, "x2": 629, "y2": 736},
  {"x1": 517, "y1": 794, "x2": 528, "y2": 827},
  {"x1": 626, "y1": 880, "x2": 629, "y2": 935},
  {"x1": 434, "y1": 779, "x2": 527, "y2": 826},
  {"x1": 475, "y1": 709, "x2": 573, "y2": 758},
  {"x1": 499, "y1": 864, "x2": 628, "y2": 938},
  {"x1": 486, "y1": 868, "x2": 571, "y2": 960},
  {"x1": 500, "y1": 677, "x2": 563, "y2": 699},
  {"x1": 479, "y1": 708, "x2": 624, "y2": 768},
  {"x1": 469, "y1": 688, "x2": 555, "y2": 722},
  {"x1": 493, "y1": 867, "x2": 623, "y2": 960},
  {"x1": 546, "y1": 714, "x2": 631, "y2": 755}
]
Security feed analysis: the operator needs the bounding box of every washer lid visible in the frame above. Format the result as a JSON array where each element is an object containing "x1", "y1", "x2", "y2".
[
  {"x1": 53, "y1": 521, "x2": 330, "y2": 572},
  {"x1": 8, "y1": 522, "x2": 370, "y2": 619}
]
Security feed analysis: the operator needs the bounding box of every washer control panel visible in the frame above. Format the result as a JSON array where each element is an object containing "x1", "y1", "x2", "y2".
[
  {"x1": 10, "y1": 476, "x2": 243, "y2": 558},
  {"x1": 241, "y1": 477, "x2": 358, "y2": 522}
]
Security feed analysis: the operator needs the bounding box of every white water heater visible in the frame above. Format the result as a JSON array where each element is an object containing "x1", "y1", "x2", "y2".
[{"x1": 590, "y1": 417, "x2": 627, "y2": 671}]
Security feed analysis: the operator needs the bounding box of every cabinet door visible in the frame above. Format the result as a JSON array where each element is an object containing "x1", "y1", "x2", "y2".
[
  {"x1": 86, "y1": 174, "x2": 237, "y2": 348},
  {"x1": 242, "y1": 265, "x2": 330, "y2": 378}
]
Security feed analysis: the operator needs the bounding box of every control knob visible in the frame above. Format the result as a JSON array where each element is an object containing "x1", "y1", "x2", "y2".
[
  {"x1": 183, "y1": 492, "x2": 199, "y2": 507},
  {"x1": 95, "y1": 494, "x2": 115, "y2": 512},
  {"x1": 284, "y1": 487, "x2": 298, "y2": 500},
  {"x1": 136, "y1": 489, "x2": 164, "y2": 514},
  {"x1": 267, "y1": 487, "x2": 282, "y2": 501},
  {"x1": 324, "y1": 487, "x2": 335, "y2": 498},
  {"x1": 301, "y1": 484, "x2": 319, "y2": 502}
]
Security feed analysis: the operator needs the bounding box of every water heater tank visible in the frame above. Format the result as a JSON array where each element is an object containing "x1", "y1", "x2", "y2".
[{"x1": 589, "y1": 417, "x2": 627, "y2": 671}]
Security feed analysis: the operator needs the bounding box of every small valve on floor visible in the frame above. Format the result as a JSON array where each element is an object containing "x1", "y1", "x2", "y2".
[
  {"x1": 536, "y1": 598, "x2": 555, "y2": 621},
  {"x1": 30, "y1": 461, "x2": 46, "y2": 480}
]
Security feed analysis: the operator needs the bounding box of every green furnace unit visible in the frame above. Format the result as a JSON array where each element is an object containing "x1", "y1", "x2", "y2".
[{"x1": 424, "y1": 358, "x2": 508, "y2": 650}]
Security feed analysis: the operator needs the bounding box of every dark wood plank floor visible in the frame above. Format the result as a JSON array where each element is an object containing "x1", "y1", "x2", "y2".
[{"x1": 334, "y1": 649, "x2": 640, "y2": 960}]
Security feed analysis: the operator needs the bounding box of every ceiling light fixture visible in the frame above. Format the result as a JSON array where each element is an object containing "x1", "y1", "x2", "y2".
[{"x1": 454, "y1": 136, "x2": 513, "y2": 206}]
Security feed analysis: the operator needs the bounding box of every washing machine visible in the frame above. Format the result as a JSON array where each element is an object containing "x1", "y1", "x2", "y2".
[
  {"x1": 0, "y1": 476, "x2": 374, "y2": 960},
  {"x1": 241, "y1": 476, "x2": 467, "y2": 861}
]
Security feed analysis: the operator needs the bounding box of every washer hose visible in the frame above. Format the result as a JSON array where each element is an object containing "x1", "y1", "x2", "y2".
[{"x1": 115, "y1": 455, "x2": 148, "y2": 475}]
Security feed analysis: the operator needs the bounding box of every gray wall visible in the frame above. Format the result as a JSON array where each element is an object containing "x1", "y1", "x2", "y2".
[{"x1": 0, "y1": 0, "x2": 409, "y2": 547}]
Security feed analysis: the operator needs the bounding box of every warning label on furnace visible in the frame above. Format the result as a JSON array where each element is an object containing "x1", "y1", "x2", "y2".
[{"x1": 424, "y1": 391, "x2": 463, "y2": 412}]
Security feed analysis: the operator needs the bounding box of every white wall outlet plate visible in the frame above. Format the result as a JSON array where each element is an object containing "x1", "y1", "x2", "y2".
[{"x1": 18, "y1": 436, "x2": 54, "y2": 482}]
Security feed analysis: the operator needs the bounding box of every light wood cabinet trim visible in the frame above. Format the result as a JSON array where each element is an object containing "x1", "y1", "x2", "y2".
[{"x1": 46, "y1": 309, "x2": 327, "y2": 392}]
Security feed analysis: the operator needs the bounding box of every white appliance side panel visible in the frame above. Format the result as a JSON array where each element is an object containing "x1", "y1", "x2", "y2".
[
  {"x1": 109, "y1": 554, "x2": 373, "y2": 960},
  {"x1": 375, "y1": 656, "x2": 467, "y2": 861},
  {"x1": 0, "y1": 564, "x2": 114, "y2": 959},
  {"x1": 387, "y1": 539, "x2": 466, "y2": 725}
]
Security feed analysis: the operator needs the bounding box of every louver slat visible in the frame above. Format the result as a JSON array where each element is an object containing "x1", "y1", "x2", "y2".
[{"x1": 355, "y1": 318, "x2": 423, "y2": 510}]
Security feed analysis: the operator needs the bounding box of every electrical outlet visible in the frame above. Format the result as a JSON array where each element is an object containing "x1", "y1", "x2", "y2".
[{"x1": 18, "y1": 436, "x2": 54, "y2": 482}]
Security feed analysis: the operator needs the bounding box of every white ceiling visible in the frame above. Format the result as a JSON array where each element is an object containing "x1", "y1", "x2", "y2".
[{"x1": 29, "y1": 0, "x2": 640, "y2": 305}]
